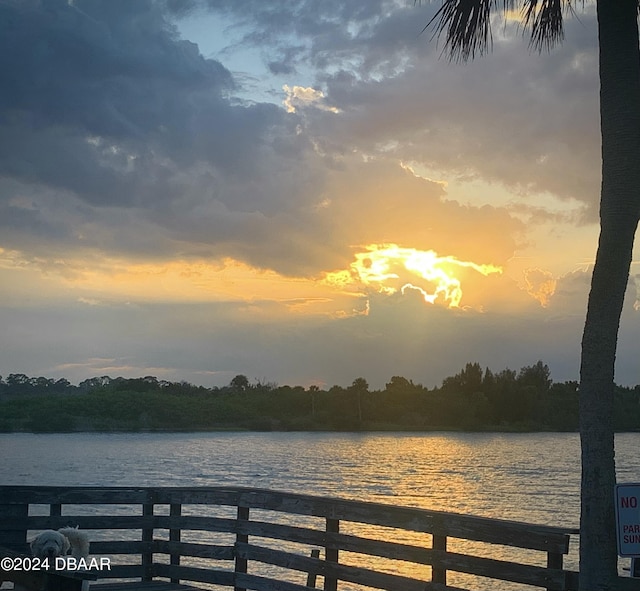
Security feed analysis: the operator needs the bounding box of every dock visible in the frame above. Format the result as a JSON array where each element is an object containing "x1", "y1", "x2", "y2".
[{"x1": 0, "y1": 485, "x2": 630, "y2": 590}]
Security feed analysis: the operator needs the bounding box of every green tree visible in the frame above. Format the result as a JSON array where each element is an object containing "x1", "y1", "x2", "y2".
[
  {"x1": 423, "y1": 1, "x2": 640, "y2": 587},
  {"x1": 308, "y1": 384, "x2": 320, "y2": 418},
  {"x1": 349, "y1": 377, "x2": 369, "y2": 424},
  {"x1": 385, "y1": 375, "x2": 414, "y2": 393},
  {"x1": 441, "y1": 362, "x2": 483, "y2": 396},
  {"x1": 517, "y1": 361, "x2": 552, "y2": 393},
  {"x1": 229, "y1": 374, "x2": 250, "y2": 393}
]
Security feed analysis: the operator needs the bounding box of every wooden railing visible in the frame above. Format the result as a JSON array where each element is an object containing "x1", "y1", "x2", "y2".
[{"x1": 0, "y1": 485, "x2": 593, "y2": 591}]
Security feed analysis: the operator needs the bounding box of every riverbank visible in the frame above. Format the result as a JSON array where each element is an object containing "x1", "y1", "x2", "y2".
[
  {"x1": 2, "y1": 362, "x2": 639, "y2": 433},
  {"x1": 0, "y1": 384, "x2": 595, "y2": 433}
]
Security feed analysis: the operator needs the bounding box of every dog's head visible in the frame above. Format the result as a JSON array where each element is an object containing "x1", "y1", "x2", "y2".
[{"x1": 30, "y1": 530, "x2": 70, "y2": 559}]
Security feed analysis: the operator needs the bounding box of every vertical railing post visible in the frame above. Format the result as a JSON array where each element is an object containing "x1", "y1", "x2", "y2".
[
  {"x1": 324, "y1": 518, "x2": 339, "y2": 591},
  {"x1": 169, "y1": 503, "x2": 181, "y2": 584},
  {"x1": 234, "y1": 505, "x2": 249, "y2": 591},
  {"x1": 432, "y1": 533, "x2": 447, "y2": 585},
  {"x1": 547, "y1": 550, "x2": 564, "y2": 591},
  {"x1": 0, "y1": 503, "x2": 28, "y2": 550},
  {"x1": 306, "y1": 548, "x2": 321, "y2": 588},
  {"x1": 142, "y1": 500, "x2": 154, "y2": 582},
  {"x1": 50, "y1": 504, "x2": 62, "y2": 518}
]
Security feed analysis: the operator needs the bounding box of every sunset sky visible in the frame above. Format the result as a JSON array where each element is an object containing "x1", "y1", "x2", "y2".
[{"x1": 2, "y1": 0, "x2": 639, "y2": 390}]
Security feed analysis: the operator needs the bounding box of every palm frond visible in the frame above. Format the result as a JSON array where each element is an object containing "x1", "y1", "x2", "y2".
[
  {"x1": 522, "y1": 0, "x2": 565, "y2": 51},
  {"x1": 417, "y1": 0, "x2": 569, "y2": 61},
  {"x1": 422, "y1": 0, "x2": 499, "y2": 62}
]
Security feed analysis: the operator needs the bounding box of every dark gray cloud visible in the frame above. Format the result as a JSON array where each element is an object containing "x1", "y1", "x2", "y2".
[
  {"x1": 1, "y1": 0, "x2": 234, "y2": 132},
  {"x1": 0, "y1": 0, "x2": 336, "y2": 274},
  {"x1": 0, "y1": 0, "x2": 294, "y2": 211}
]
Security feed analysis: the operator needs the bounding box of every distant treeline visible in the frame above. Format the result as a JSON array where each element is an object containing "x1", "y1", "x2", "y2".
[{"x1": 1, "y1": 361, "x2": 640, "y2": 433}]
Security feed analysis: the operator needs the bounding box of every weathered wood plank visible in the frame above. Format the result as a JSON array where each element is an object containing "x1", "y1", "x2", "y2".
[
  {"x1": 169, "y1": 503, "x2": 181, "y2": 584},
  {"x1": 90, "y1": 540, "x2": 151, "y2": 555},
  {"x1": 98, "y1": 564, "x2": 147, "y2": 579},
  {"x1": 432, "y1": 533, "x2": 447, "y2": 585},
  {"x1": 235, "y1": 542, "x2": 470, "y2": 591},
  {"x1": 235, "y1": 506, "x2": 250, "y2": 591},
  {"x1": 235, "y1": 527, "x2": 567, "y2": 589},
  {"x1": 0, "y1": 486, "x2": 153, "y2": 504},
  {"x1": 306, "y1": 548, "x2": 320, "y2": 588},
  {"x1": 2, "y1": 514, "x2": 239, "y2": 533},
  {"x1": 1, "y1": 515, "x2": 157, "y2": 530},
  {"x1": 154, "y1": 488, "x2": 246, "y2": 507},
  {"x1": 0, "y1": 486, "x2": 574, "y2": 551},
  {"x1": 435, "y1": 549, "x2": 569, "y2": 590},
  {"x1": 4, "y1": 535, "x2": 227, "y2": 561},
  {"x1": 143, "y1": 502, "x2": 154, "y2": 582},
  {"x1": 234, "y1": 518, "x2": 568, "y2": 588},
  {"x1": 232, "y1": 489, "x2": 571, "y2": 553},
  {"x1": 152, "y1": 562, "x2": 235, "y2": 586},
  {"x1": 325, "y1": 518, "x2": 339, "y2": 591},
  {"x1": 1, "y1": 569, "x2": 87, "y2": 591},
  {"x1": 40, "y1": 538, "x2": 233, "y2": 559},
  {"x1": 95, "y1": 540, "x2": 225, "y2": 558},
  {"x1": 0, "y1": 503, "x2": 27, "y2": 546},
  {"x1": 602, "y1": 578, "x2": 640, "y2": 591},
  {"x1": 238, "y1": 519, "x2": 324, "y2": 546},
  {"x1": 92, "y1": 532, "x2": 569, "y2": 589},
  {"x1": 144, "y1": 486, "x2": 575, "y2": 551},
  {"x1": 93, "y1": 582, "x2": 199, "y2": 590},
  {"x1": 50, "y1": 504, "x2": 62, "y2": 517},
  {"x1": 235, "y1": 572, "x2": 322, "y2": 591},
  {"x1": 153, "y1": 540, "x2": 234, "y2": 561}
]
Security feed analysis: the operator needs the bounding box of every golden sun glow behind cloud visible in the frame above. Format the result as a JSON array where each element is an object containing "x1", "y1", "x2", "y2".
[
  {"x1": 324, "y1": 244, "x2": 503, "y2": 309},
  {"x1": 1, "y1": 241, "x2": 557, "y2": 320},
  {"x1": 0, "y1": 249, "x2": 343, "y2": 315}
]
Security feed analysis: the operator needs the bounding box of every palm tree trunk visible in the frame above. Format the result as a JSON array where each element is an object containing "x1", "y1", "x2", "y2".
[{"x1": 579, "y1": 1, "x2": 640, "y2": 589}]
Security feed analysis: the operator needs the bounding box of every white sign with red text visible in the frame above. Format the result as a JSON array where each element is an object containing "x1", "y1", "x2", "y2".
[{"x1": 615, "y1": 483, "x2": 640, "y2": 556}]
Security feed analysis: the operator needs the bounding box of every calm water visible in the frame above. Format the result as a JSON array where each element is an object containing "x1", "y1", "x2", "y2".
[{"x1": 2, "y1": 432, "x2": 640, "y2": 589}]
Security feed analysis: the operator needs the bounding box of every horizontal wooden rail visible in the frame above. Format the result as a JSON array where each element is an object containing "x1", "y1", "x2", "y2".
[
  {"x1": 152, "y1": 564, "x2": 235, "y2": 586},
  {"x1": 1, "y1": 514, "x2": 241, "y2": 533},
  {"x1": 0, "y1": 485, "x2": 574, "y2": 548},
  {"x1": 235, "y1": 542, "x2": 469, "y2": 591},
  {"x1": 0, "y1": 485, "x2": 584, "y2": 591},
  {"x1": 234, "y1": 572, "x2": 321, "y2": 591}
]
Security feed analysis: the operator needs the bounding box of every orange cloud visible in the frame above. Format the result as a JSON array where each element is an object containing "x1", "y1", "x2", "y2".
[
  {"x1": 524, "y1": 267, "x2": 557, "y2": 307},
  {"x1": 0, "y1": 248, "x2": 366, "y2": 317}
]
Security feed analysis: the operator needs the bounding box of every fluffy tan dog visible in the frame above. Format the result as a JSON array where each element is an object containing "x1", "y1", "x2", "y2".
[
  {"x1": 28, "y1": 527, "x2": 92, "y2": 591},
  {"x1": 30, "y1": 526, "x2": 90, "y2": 559}
]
